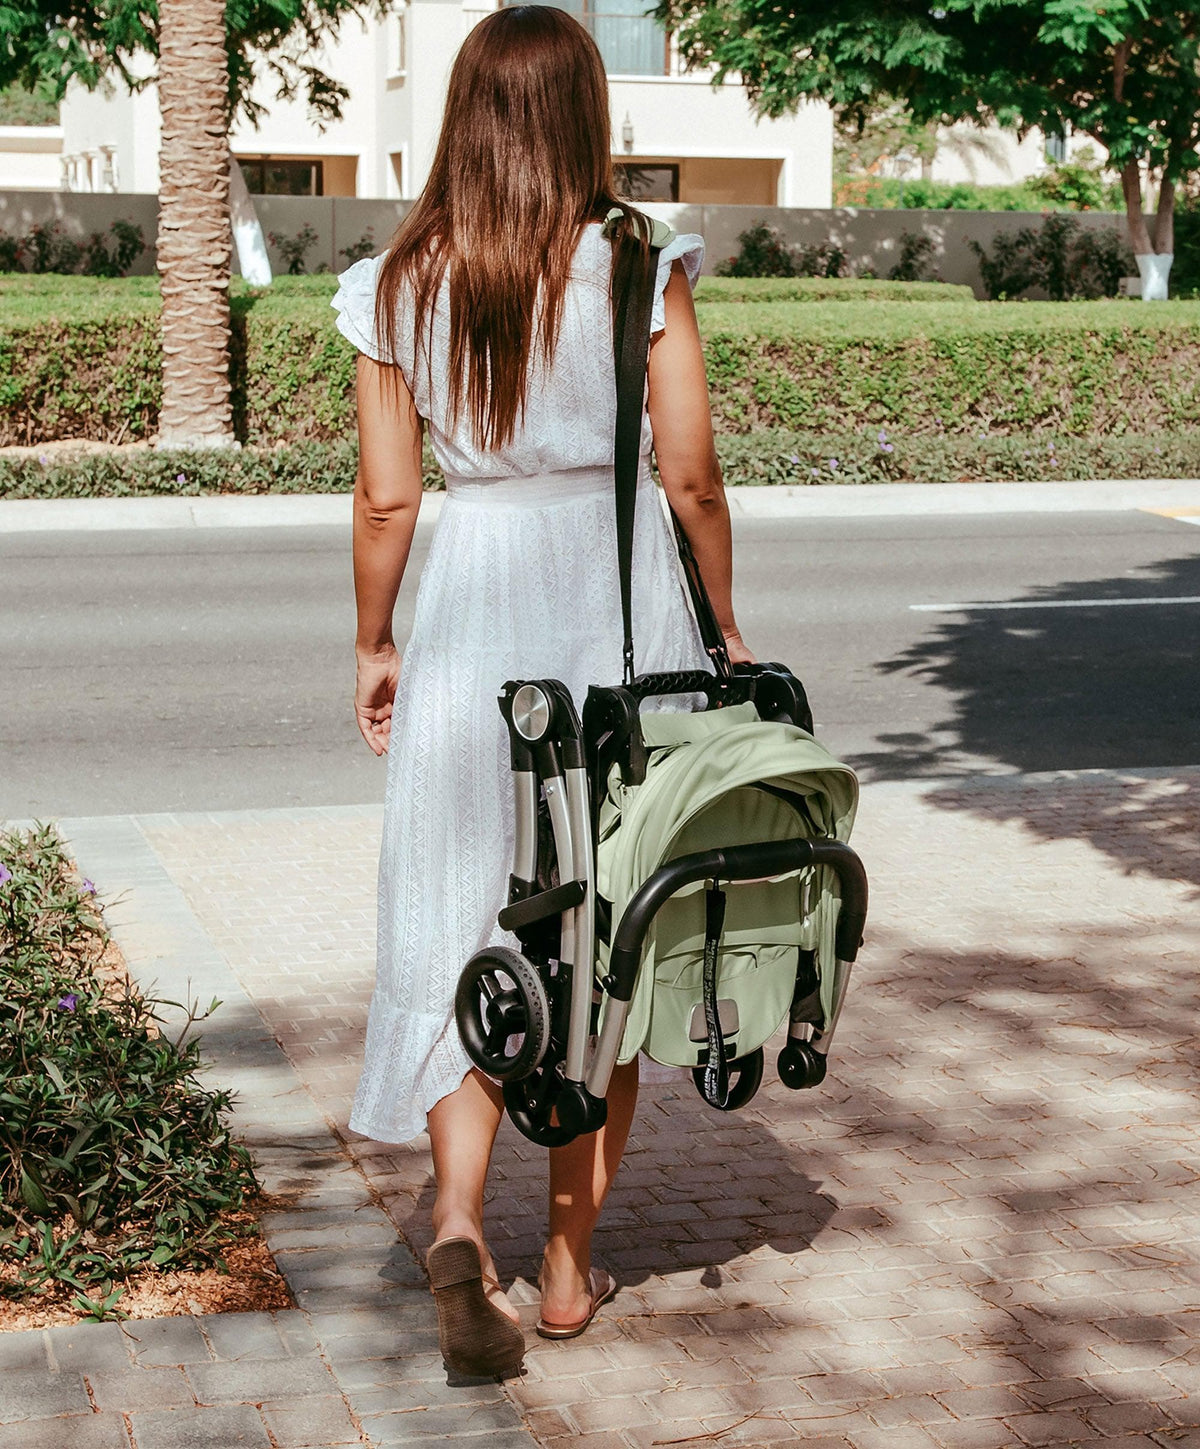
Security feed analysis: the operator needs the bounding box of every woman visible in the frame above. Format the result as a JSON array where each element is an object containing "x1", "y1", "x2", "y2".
[{"x1": 332, "y1": 4, "x2": 753, "y2": 1376}]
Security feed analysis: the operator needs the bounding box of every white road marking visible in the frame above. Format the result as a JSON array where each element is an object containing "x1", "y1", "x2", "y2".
[{"x1": 911, "y1": 596, "x2": 1200, "y2": 613}]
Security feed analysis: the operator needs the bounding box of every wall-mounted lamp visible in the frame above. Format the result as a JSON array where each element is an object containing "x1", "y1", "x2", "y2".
[{"x1": 621, "y1": 113, "x2": 634, "y2": 154}]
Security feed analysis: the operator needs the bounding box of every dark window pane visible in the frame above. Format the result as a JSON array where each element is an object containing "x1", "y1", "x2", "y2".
[
  {"x1": 614, "y1": 163, "x2": 678, "y2": 201},
  {"x1": 240, "y1": 159, "x2": 324, "y2": 196}
]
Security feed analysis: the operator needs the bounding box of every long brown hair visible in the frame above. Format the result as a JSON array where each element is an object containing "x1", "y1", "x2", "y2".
[{"x1": 373, "y1": 5, "x2": 649, "y2": 452}]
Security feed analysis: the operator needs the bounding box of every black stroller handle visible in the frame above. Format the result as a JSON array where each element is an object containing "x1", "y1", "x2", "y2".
[
  {"x1": 606, "y1": 838, "x2": 868, "y2": 1002},
  {"x1": 629, "y1": 670, "x2": 753, "y2": 705}
]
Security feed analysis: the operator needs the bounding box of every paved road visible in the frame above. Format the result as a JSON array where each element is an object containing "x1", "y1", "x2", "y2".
[{"x1": 3, "y1": 508, "x2": 1198, "y2": 817}]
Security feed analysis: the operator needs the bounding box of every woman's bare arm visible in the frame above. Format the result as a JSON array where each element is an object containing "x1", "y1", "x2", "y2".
[
  {"x1": 646, "y1": 263, "x2": 753, "y2": 663},
  {"x1": 352, "y1": 353, "x2": 425, "y2": 754}
]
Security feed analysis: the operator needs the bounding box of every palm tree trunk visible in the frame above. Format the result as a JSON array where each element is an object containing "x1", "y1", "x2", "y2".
[{"x1": 156, "y1": 0, "x2": 235, "y2": 447}]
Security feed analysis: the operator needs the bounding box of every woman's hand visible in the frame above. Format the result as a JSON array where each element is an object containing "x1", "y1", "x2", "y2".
[
  {"x1": 723, "y1": 628, "x2": 757, "y2": 666},
  {"x1": 355, "y1": 644, "x2": 401, "y2": 755}
]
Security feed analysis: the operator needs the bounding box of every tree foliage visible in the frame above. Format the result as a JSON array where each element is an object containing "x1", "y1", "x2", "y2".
[
  {"x1": 0, "y1": 0, "x2": 383, "y2": 124},
  {"x1": 659, "y1": 0, "x2": 1200, "y2": 250}
]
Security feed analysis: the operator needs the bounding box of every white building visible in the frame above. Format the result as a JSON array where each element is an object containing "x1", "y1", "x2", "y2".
[{"x1": 51, "y1": 0, "x2": 834, "y2": 208}]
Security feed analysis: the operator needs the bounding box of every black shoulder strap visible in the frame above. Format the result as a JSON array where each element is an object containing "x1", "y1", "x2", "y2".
[
  {"x1": 612, "y1": 232, "x2": 658, "y2": 686},
  {"x1": 611, "y1": 228, "x2": 734, "y2": 686}
]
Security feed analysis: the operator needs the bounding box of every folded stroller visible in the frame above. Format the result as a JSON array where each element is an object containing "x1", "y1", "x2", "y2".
[{"x1": 454, "y1": 219, "x2": 869, "y2": 1147}]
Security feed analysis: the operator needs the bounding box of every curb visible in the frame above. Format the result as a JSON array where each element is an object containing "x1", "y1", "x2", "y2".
[
  {"x1": 54, "y1": 814, "x2": 538, "y2": 1449},
  {"x1": 3, "y1": 478, "x2": 1200, "y2": 533}
]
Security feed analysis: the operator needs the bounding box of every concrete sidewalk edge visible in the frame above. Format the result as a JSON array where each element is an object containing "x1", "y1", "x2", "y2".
[
  {"x1": 51, "y1": 814, "x2": 538, "y2": 1449},
  {"x1": 4, "y1": 477, "x2": 1200, "y2": 532}
]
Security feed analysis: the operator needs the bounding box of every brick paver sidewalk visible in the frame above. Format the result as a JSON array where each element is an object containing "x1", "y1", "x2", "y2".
[{"x1": 28, "y1": 766, "x2": 1199, "y2": 1447}]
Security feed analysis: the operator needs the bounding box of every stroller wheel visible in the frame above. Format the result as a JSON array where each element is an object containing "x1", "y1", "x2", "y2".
[
  {"x1": 691, "y1": 1046, "x2": 764, "y2": 1112},
  {"x1": 778, "y1": 1039, "x2": 828, "y2": 1090},
  {"x1": 503, "y1": 1065, "x2": 578, "y2": 1148},
  {"x1": 455, "y1": 947, "x2": 550, "y2": 1083}
]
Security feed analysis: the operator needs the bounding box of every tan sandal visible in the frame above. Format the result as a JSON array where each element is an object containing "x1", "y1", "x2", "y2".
[
  {"x1": 536, "y1": 1267, "x2": 617, "y2": 1340},
  {"x1": 426, "y1": 1236, "x2": 525, "y2": 1377}
]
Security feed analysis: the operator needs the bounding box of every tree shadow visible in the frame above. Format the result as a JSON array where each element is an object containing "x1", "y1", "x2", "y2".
[
  {"x1": 348, "y1": 915, "x2": 1198, "y2": 1430},
  {"x1": 856, "y1": 549, "x2": 1200, "y2": 889}
]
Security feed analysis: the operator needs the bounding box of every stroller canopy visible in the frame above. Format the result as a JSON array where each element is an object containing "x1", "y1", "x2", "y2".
[{"x1": 596, "y1": 702, "x2": 860, "y2": 1065}]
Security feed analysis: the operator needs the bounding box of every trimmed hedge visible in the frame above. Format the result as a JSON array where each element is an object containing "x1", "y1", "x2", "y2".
[
  {"x1": 691, "y1": 277, "x2": 975, "y2": 304},
  {"x1": 4, "y1": 428, "x2": 1198, "y2": 498},
  {"x1": 4, "y1": 274, "x2": 1200, "y2": 450}
]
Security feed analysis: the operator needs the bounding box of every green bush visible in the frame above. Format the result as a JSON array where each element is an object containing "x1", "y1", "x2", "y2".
[
  {"x1": 3, "y1": 427, "x2": 1197, "y2": 496},
  {"x1": 0, "y1": 439, "x2": 445, "y2": 497},
  {"x1": 0, "y1": 220, "x2": 147, "y2": 278},
  {"x1": 712, "y1": 427, "x2": 1200, "y2": 484},
  {"x1": 835, "y1": 175, "x2": 1058, "y2": 211},
  {"x1": 693, "y1": 276, "x2": 974, "y2": 304},
  {"x1": 715, "y1": 220, "x2": 845, "y2": 279},
  {"x1": 4, "y1": 277, "x2": 1200, "y2": 448},
  {"x1": 0, "y1": 825, "x2": 259, "y2": 1319},
  {"x1": 1175, "y1": 209, "x2": 1200, "y2": 297},
  {"x1": 968, "y1": 214, "x2": 1133, "y2": 300}
]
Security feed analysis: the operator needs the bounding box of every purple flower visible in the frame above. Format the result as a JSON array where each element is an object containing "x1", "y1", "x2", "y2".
[
  {"x1": 882, "y1": 443, "x2": 894, "y2": 454},
  {"x1": 1048, "y1": 441, "x2": 1056, "y2": 451},
  {"x1": 811, "y1": 468, "x2": 820, "y2": 477},
  {"x1": 176, "y1": 473, "x2": 186, "y2": 485},
  {"x1": 38, "y1": 454, "x2": 49, "y2": 466},
  {"x1": 81, "y1": 879, "x2": 96, "y2": 896},
  {"x1": 877, "y1": 430, "x2": 888, "y2": 443},
  {"x1": 57, "y1": 994, "x2": 79, "y2": 1013},
  {"x1": 828, "y1": 458, "x2": 839, "y2": 471},
  {"x1": 789, "y1": 454, "x2": 800, "y2": 465},
  {"x1": 0, "y1": 864, "x2": 11, "y2": 885}
]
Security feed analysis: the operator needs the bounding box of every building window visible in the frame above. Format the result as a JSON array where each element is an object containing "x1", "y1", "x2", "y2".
[
  {"x1": 239, "y1": 157, "x2": 325, "y2": 196},
  {"x1": 614, "y1": 162, "x2": 678, "y2": 201},
  {"x1": 508, "y1": 0, "x2": 668, "y2": 76},
  {"x1": 1044, "y1": 129, "x2": 1067, "y2": 165}
]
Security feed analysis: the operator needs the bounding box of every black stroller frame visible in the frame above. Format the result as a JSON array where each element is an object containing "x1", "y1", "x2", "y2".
[{"x1": 453, "y1": 224, "x2": 869, "y2": 1148}]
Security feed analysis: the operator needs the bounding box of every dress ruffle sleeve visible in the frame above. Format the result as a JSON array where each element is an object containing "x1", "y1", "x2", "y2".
[
  {"x1": 652, "y1": 233, "x2": 705, "y2": 335},
  {"x1": 330, "y1": 254, "x2": 390, "y2": 362}
]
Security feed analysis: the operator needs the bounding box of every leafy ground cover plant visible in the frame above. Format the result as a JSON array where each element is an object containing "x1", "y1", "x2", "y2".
[
  {"x1": 0, "y1": 824, "x2": 260, "y2": 1321},
  {"x1": 4, "y1": 426, "x2": 1199, "y2": 495}
]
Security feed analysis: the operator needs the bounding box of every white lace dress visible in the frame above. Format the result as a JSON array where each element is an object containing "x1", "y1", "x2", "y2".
[{"x1": 332, "y1": 222, "x2": 709, "y2": 1143}]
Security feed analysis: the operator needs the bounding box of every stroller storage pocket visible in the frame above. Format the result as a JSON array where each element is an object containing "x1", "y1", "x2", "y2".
[{"x1": 646, "y1": 942, "x2": 798, "y2": 1070}]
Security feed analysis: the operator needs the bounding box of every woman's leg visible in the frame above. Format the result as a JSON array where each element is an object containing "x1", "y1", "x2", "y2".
[
  {"x1": 427, "y1": 1066, "x2": 519, "y2": 1324},
  {"x1": 539, "y1": 1058, "x2": 639, "y2": 1324}
]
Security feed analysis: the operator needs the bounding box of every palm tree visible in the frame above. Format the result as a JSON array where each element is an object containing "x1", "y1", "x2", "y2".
[{"x1": 155, "y1": 0, "x2": 236, "y2": 448}]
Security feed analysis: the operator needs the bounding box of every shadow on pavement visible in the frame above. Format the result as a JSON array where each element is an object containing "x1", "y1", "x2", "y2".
[
  {"x1": 857, "y1": 549, "x2": 1200, "y2": 780},
  {"x1": 856, "y1": 550, "x2": 1200, "y2": 890}
]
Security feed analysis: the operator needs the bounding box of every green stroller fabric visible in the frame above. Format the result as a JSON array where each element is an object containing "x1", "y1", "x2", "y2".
[{"x1": 596, "y1": 701, "x2": 859, "y2": 1068}]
